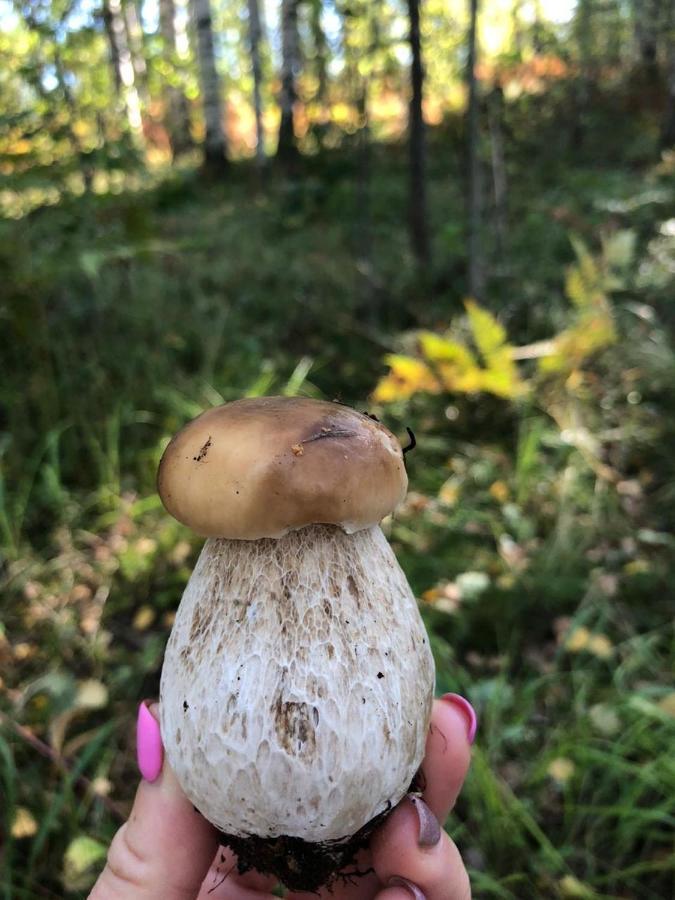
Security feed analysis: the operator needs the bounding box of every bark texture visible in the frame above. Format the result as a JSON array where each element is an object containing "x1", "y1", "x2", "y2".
[
  {"x1": 191, "y1": 0, "x2": 228, "y2": 169},
  {"x1": 247, "y1": 0, "x2": 266, "y2": 164},
  {"x1": 159, "y1": 0, "x2": 193, "y2": 156},
  {"x1": 277, "y1": 0, "x2": 301, "y2": 161},
  {"x1": 102, "y1": 0, "x2": 143, "y2": 135}
]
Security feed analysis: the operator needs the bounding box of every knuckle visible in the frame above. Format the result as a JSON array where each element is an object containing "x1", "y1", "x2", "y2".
[{"x1": 91, "y1": 822, "x2": 149, "y2": 897}]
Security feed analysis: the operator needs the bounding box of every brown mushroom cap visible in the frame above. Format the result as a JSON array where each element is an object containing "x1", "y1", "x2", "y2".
[{"x1": 157, "y1": 397, "x2": 408, "y2": 539}]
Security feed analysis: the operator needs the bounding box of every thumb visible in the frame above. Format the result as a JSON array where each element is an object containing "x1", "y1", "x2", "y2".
[{"x1": 90, "y1": 701, "x2": 218, "y2": 900}]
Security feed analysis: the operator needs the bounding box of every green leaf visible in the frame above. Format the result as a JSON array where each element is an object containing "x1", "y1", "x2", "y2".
[
  {"x1": 602, "y1": 229, "x2": 636, "y2": 272},
  {"x1": 62, "y1": 836, "x2": 107, "y2": 891}
]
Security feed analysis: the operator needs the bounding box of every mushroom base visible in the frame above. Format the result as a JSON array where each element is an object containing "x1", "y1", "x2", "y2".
[
  {"x1": 216, "y1": 811, "x2": 381, "y2": 893},
  {"x1": 215, "y1": 770, "x2": 423, "y2": 893}
]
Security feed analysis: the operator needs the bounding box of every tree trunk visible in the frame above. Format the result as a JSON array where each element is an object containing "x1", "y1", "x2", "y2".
[
  {"x1": 572, "y1": 0, "x2": 593, "y2": 149},
  {"x1": 159, "y1": 0, "x2": 193, "y2": 156},
  {"x1": 190, "y1": 0, "x2": 228, "y2": 171},
  {"x1": 488, "y1": 84, "x2": 507, "y2": 264},
  {"x1": 124, "y1": 0, "x2": 149, "y2": 105},
  {"x1": 247, "y1": 0, "x2": 266, "y2": 165},
  {"x1": 102, "y1": 0, "x2": 144, "y2": 137},
  {"x1": 407, "y1": 0, "x2": 431, "y2": 269},
  {"x1": 532, "y1": 0, "x2": 544, "y2": 54},
  {"x1": 661, "y1": 5, "x2": 675, "y2": 146},
  {"x1": 277, "y1": 0, "x2": 301, "y2": 162},
  {"x1": 310, "y1": 0, "x2": 330, "y2": 143},
  {"x1": 467, "y1": 0, "x2": 483, "y2": 298},
  {"x1": 53, "y1": 46, "x2": 94, "y2": 191},
  {"x1": 511, "y1": 0, "x2": 523, "y2": 60},
  {"x1": 633, "y1": 0, "x2": 662, "y2": 79}
]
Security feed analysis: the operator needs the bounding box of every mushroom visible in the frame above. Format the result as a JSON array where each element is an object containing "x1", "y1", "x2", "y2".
[{"x1": 157, "y1": 397, "x2": 435, "y2": 890}]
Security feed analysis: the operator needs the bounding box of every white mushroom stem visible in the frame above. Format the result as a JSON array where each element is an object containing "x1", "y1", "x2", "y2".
[{"x1": 160, "y1": 524, "x2": 435, "y2": 842}]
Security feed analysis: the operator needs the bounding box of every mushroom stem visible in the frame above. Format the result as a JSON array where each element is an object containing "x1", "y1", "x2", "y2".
[{"x1": 160, "y1": 524, "x2": 435, "y2": 843}]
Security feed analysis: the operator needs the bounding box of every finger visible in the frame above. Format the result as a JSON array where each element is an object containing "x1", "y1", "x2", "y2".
[
  {"x1": 370, "y1": 799, "x2": 471, "y2": 900},
  {"x1": 91, "y1": 701, "x2": 219, "y2": 900},
  {"x1": 417, "y1": 696, "x2": 476, "y2": 824}
]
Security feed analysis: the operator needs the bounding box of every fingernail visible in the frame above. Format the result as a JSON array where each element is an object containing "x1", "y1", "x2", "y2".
[
  {"x1": 388, "y1": 876, "x2": 427, "y2": 900},
  {"x1": 407, "y1": 794, "x2": 441, "y2": 847},
  {"x1": 137, "y1": 700, "x2": 163, "y2": 782},
  {"x1": 441, "y1": 693, "x2": 478, "y2": 744}
]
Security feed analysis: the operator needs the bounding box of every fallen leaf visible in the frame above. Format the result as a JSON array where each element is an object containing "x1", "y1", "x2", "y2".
[
  {"x1": 76, "y1": 680, "x2": 109, "y2": 710},
  {"x1": 548, "y1": 757, "x2": 575, "y2": 784},
  {"x1": 565, "y1": 627, "x2": 590, "y2": 652},
  {"x1": 62, "y1": 835, "x2": 107, "y2": 891},
  {"x1": 133, "y1": 606, "x2": 156, "y2": 631},
  {"x1": 11, "y1": 807, "x2": 37, "y2": 839}
]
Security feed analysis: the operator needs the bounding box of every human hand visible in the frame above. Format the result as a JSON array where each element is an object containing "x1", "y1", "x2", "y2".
[{"x1": 90, "y1": 694, "x2": 476, "y2": 900}]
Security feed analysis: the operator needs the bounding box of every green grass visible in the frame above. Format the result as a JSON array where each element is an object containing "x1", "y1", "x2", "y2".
[{"x1": 1, "y1": 96, "x2": 675, "y2": 897}]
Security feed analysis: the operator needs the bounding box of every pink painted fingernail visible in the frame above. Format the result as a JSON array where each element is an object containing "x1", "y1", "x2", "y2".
[
  {"x1": 407, "y1": 794, "x2": 441, "y2": 846},
  {"x1": 388, "y1": 876, "x2": 427, "y2": 900},
  {"x1": 441, "y1": 693, "x2": 478, "y2": 744},
  {"x1": 137, "y1": 700, "x2": 163, "y2": 782}
]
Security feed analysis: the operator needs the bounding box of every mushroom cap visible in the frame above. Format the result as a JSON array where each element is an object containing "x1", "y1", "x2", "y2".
[{"x1": 157, "y1": 397, "x2": 408, "y2": 539}]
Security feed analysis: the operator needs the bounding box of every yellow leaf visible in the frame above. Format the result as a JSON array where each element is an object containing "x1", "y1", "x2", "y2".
[
  {"x1": 547, "y1": 757, "x2": 575, "y2": 783},
  {"x1": 481, "y1": 359, "x2": 527, "y2": 399},
  {"x1": 489, "y1": 481, "x2": 510, "y2": 503},
  {"x1": 419, "y1": 331, "x2": 477, "y2": 369},
  {"x1": 465, "y1": 299, "x2": 508, "y2": 360},
  {"x1": 539, "y1": 311, "x2": 616, "y2": 374},
  {"x1": 565, "y1": 626, "x2": 590, "y2": 652},
  {"x1": 90, "y1": 777, "x2": 113, "y2": 797},
  {"x1": 559, "y1": 875, "x2": 595, "y2": 898},
  {"x1": 372, "y1": 355, "x2": 440, "y2": 403},
  {"x1": 438, "y1": 478, "x2": 460, "y2": 506},
  {"x1": 63, "y1": 836, "x2": 107, "y2": 891},
  {"x1": 133, "y1": 605, "x2": 156, "y2": 631},
  {"x1": 587, "y1": 633, "x2": 613, "y2": 659},
  {"x1": 12, "y1": 807, "x2": 37, "y2": 839},
  {"x1": 464, "y1": 301, "x2": 527, "y2": 398},
  {"x1": 134, "y1": 537, "x2": 157, "y2": 557},
  {"x1": 76, "y1": 680, "x2": 109, "y2": 710}
]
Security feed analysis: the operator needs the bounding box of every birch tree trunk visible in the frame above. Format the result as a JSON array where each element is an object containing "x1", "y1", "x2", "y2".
[
  {"x1": 124, "y1": 0, "x2": 149, "y2": 106},
  {"x1": 247, "y1": 0, "x2": 266, "y2": 165},
  {"x1": 102, "y1": 0, "x2": 144, "y2": 139},
  {"x1": 190, "y1": 0, "x2": 228, "y2": 170},
  {"x1": 277, "y1": 0, "x2": 301, "y2": 162},
  {"x1": 407, "y1": 0, "x2": 431, "y2": 269},
  {"x1": 159, "y1": 0, "x2": 193, "y2": 156},
  {"x1": 467, "y1": 0, "x2": 483, "y2": 298}
]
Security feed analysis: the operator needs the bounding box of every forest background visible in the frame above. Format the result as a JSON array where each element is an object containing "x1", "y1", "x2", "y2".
[{"x1": 1, "y1": 0, "x2": 675, "y2": 897}]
